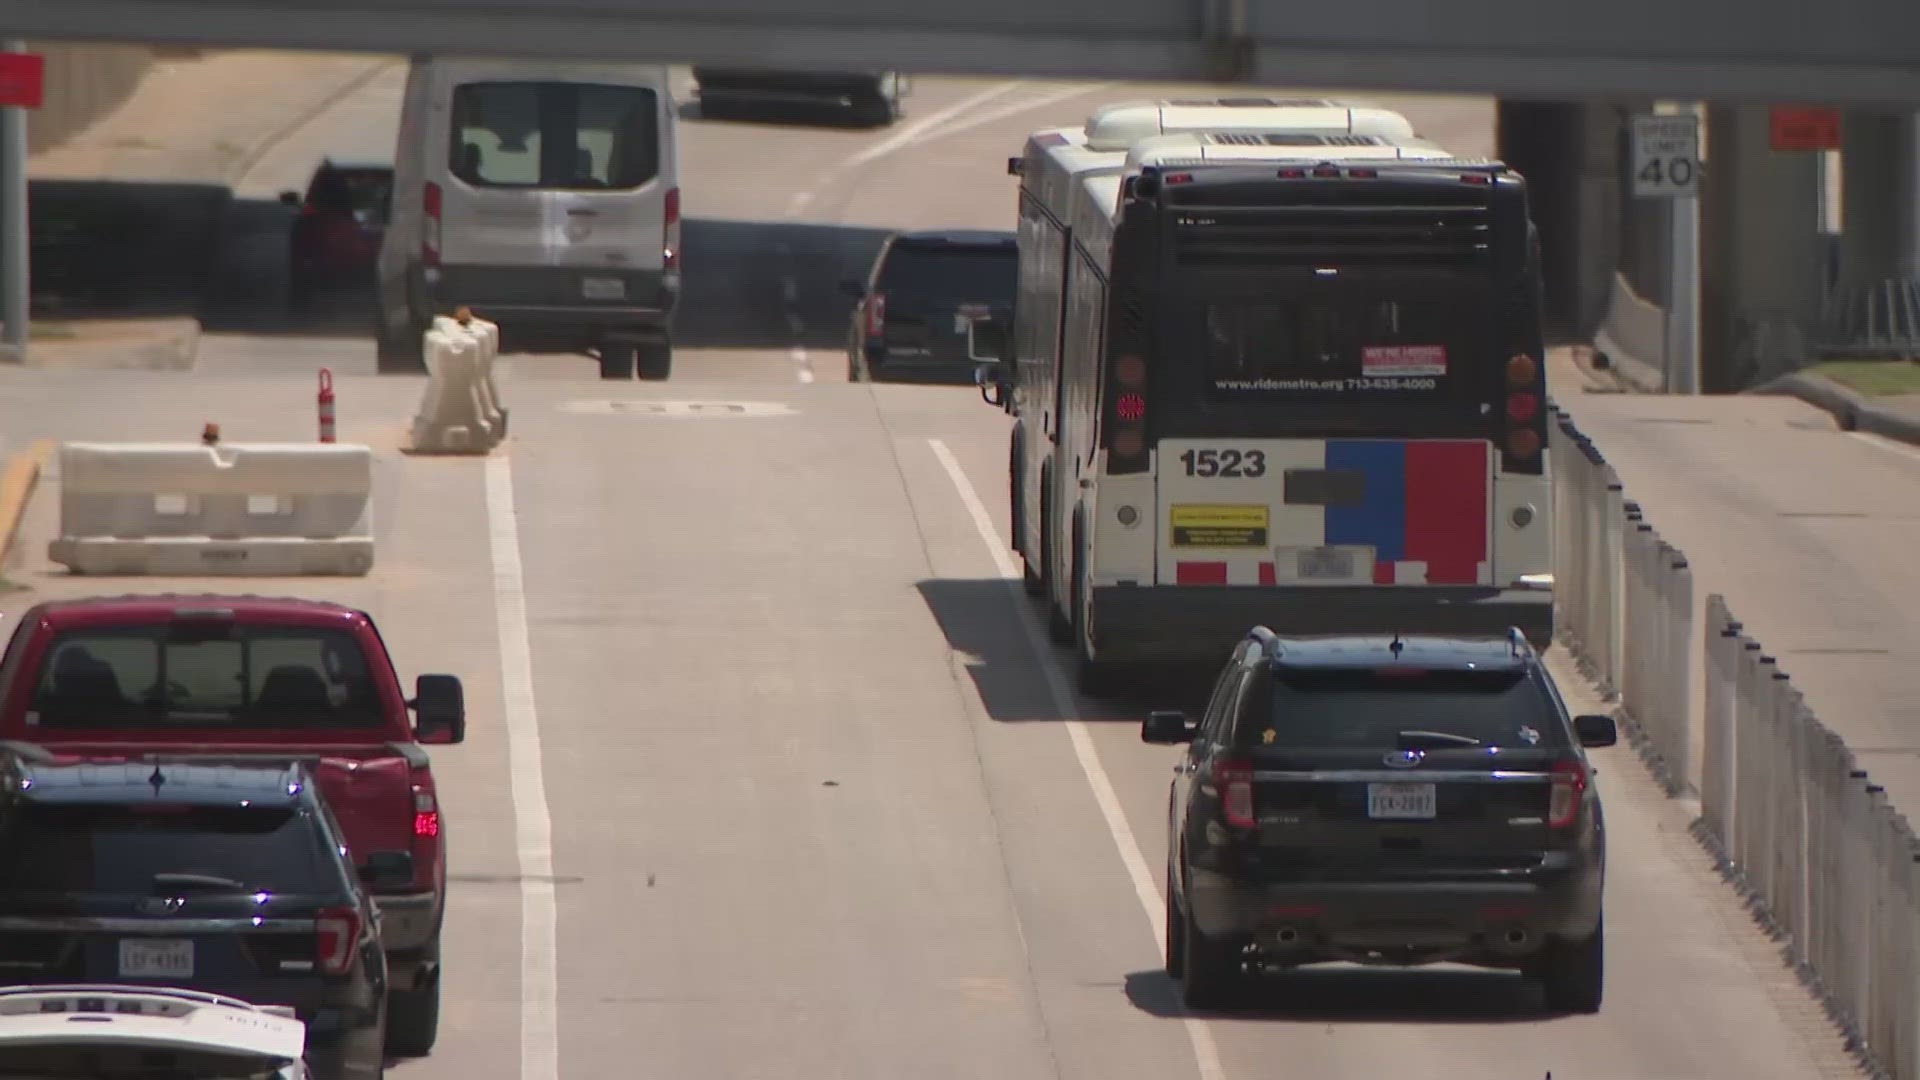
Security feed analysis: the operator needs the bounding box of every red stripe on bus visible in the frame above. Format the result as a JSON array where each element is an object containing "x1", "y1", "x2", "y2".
[
  {"x1": 1374, "y1": 561, "x2": 1396, "y2": 585},
  {"x1": 1403, "y1": 441, "x2": 1489, "y2": 585},
  {"x1": 1258, "y1": 562, "x2": 1276, "y2": 586},
  {"x1": 1176, "y1": 561, "x2": 1228, "y2": 585}
]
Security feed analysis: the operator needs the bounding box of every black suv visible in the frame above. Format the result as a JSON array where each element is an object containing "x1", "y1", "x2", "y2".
[
  {"x1": 0, "y1": 758, "x2": 395, "y2": 1080},
  {"x1": 1144, "y1": 627, "x2": 1616, "y2": 1014},
  {"x1": 840, "y1": 230, "x2": 1015, "y2": 383}
]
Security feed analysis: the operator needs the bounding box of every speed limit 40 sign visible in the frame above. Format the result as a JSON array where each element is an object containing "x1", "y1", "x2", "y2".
[{"x1": 1632, "y1": 115, "x2": 1700, "y2": 199}]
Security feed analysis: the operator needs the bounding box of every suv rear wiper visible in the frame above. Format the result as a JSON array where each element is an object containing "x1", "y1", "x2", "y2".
[
  {"x1": 150, "y1": 872, "x2": 253, "y2": 893},
  {"x1": 1396, "y1": 729, "x2": 1483, "y2": 749}
]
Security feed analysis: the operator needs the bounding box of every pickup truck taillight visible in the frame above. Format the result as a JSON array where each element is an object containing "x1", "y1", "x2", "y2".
[
  {"x1": 410, "y1": 777, "x2": 442, "y2": 890},
  {"x1": 316, "y1": 907, "x2": 360, "y2": 975}
]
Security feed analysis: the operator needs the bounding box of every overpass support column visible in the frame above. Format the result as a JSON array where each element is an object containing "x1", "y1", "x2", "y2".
[
  {"x1": 1836, "y1": 110, "x2": 1918, "y2": 283},
  {"x1": 1496, "y1": 102, "x2": 1621, "y2": 338},
  {"x1": 1699, "y1": 105, "x2": 1825, "y2": 391},
  {"x1": 0, "y1": 40, "x2": 28, "y2": 361}
]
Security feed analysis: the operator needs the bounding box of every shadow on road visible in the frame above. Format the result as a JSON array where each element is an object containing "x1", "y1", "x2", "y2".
[
  {"x1": 1123, "y1": 966, "x2": 1554, "y2": 1023},
  {"x1": 677, "y1": 217, "x2": 892, "y2": 350},
  {"x1": 914, "y1": 578, "x2": 1220, "y2": 723},
  {"x1": 27, "y1": 184, "x2": 891, "y2": 352}
]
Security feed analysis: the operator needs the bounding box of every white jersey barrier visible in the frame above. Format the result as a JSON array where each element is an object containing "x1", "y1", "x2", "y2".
[
  {"x1": 1550, "y1": 402, "x2": 1915, "y2": 1080},
  {"x1": 47, "y1": 442, "x2": 374, "y2": 577},
  {"x1": 409, "y1": 312, "x2": 507, "y2": 454}
]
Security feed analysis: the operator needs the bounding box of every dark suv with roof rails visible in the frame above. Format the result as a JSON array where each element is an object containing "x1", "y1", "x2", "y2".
[
  {"x1": 1144, "y1": 627, "x2": 1616, "y2": 1014},
  {"x1": 0, "y1": 758, "x2": 392, "y2": 1080},
  {"x1": 840, "y1": 230, "x2": 1015, "y2": 383}
]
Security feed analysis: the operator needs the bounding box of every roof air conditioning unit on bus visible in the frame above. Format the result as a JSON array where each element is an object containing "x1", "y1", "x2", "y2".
[{"x1": 1082, "y1": 99, "x2": 1417, "y2": 152}]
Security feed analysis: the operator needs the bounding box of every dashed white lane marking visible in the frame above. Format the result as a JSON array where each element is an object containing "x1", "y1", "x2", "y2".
[
  {"x1": 485, "y1": 455, "x2": 559, "y2": 1080},
  {"x1": 928, "y1": 438, "x2": 1229, "y2": 1080}
]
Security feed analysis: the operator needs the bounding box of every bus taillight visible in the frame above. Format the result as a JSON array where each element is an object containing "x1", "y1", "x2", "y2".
[
  {"x1": 1501, "y1": 351, "x2": 1546, "y2": 475},
  {"x1": 1106, "y1": 354, "x2": 1150, "y2": 475}
]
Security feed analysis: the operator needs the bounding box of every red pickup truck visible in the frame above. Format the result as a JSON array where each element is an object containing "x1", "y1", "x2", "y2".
[{"x1": 0, "y1": 594, "x2": 464, "y2": 1057}]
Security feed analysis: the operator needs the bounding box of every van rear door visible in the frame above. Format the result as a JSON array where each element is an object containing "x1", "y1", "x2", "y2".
[{"x1": 435, "y1": 67, "x2": 672, "y2": 307}]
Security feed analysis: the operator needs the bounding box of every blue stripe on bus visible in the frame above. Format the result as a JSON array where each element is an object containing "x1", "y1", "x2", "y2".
[{"x1": 1323, "y1": 440, "x2": 1406, "y2": 563}]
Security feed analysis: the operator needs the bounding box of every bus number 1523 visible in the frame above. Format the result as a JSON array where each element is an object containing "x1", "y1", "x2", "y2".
[{"x1": 1177, "y1": 448, "x2": 1268, "y2": 478}]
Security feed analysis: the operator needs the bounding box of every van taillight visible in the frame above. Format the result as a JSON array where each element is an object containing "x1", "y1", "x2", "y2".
[
  {"x1": 864, "y1": 293, "x2": 886, "y2": 338},
  {"x1": 1104, "y1": 353, "x2": 1150, "y2": 475},
  {"x1": 663, "y1": 186, "x2": 681, "y2": 270},
  {"x1": 422, "y1": 182, "x2": 442, "y2": 268},
  {"x1": 315, "y1": 908, "x2": 360, "y2": 975},
  {"x1": 1548, "y1": 760, "x2": 1587, "y2": 828},
  {"x1": 1212, "y1": 758, "x2": 1255, "y2": 829}
]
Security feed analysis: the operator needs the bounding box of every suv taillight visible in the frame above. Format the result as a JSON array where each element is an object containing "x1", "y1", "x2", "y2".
[
  {"x1": 316, "y1": 908, "x2": 360, "y2": 975},
  {"x1": 864, "y1": 293, "x2": 886, "y2": 338},
  {"x1": 1548, "y1": 760, "x2": 1587, "y2": 828},
  {"x1": 1212, "y1": 758, "x2": 1255, "y2": 829},
  {"x1": 422, "y1": 181, "x2": 443, "y2": 268}
]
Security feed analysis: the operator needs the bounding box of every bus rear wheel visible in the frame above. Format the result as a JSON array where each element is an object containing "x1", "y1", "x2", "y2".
[{"x1": 1072, "y1": 541, "x2": 1124, "y2": 697}]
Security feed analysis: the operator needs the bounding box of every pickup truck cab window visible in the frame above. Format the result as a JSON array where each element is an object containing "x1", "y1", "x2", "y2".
[{"x1": 30, "y1": 626, "x2": 382, "y2": 729}]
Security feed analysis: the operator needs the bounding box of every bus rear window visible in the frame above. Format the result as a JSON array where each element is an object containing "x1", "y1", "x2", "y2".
[
  {"x1": 30, "y1": 626, "x2": 383, "y2": 730},
  {"x1": 1197, "y1": 295, "x2": 1486, "y2": 396},
  {"x1": 450, "y1": 81, "x2": 660, "y2": 191}
]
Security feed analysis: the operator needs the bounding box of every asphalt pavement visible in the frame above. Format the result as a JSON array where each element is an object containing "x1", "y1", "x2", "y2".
[{"x1": 0, "y1": 70, "x2": 1870, "y2": 1080}]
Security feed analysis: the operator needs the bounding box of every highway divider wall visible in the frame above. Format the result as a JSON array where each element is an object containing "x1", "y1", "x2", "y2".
[{"x1": 1550, "y1": 401, "x2": 1914, "y2": 1080}]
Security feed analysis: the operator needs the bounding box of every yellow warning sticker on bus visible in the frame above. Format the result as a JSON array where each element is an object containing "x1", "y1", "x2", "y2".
[{"x1": 1170, "y1": 504, "x2": 1270, "y2": 548}]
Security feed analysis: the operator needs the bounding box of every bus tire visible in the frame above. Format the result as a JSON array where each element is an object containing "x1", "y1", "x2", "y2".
[
  {"x1": 1041, "y1": 488, "x2": 1073, "y2": 646},
  {"x1": 1071, "y1": 536, "x2": 1123, "y2": 697}
]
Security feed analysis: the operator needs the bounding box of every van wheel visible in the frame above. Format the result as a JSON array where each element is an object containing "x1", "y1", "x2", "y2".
[
  {"x1": 385, "y1": 980, "x2": 441, "y2": 1056},
  {"x1": 376, "y1": 317, "x2": 428, "y2": 374},
  {"x1": 598, "y1": 346, "x2": 637, "y2": 380},
  {"x1": 638, "y1": 342, "x2": 672, "y2": 381}
]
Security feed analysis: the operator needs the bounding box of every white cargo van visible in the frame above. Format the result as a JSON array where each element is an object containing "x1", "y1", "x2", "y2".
[{"x1": 377, "y1": 57, "x2": 681, "y2": 380}]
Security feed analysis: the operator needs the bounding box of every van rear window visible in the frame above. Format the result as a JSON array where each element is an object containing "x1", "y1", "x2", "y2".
[{"x1": 450, "y1": 81, "x2": 660, "y2": 191}]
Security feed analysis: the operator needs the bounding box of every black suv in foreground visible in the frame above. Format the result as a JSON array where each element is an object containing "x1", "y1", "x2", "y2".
[
  {"x1": 0, "y1": 759, "x2": 394, "y2": 1080},
  {"x1": 1144, "y1": 627, "x2": 1616, "y2": 1014}
]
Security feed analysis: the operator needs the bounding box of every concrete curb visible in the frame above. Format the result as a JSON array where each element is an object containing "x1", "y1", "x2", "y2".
[
  {"x1": 1591, "y1": 326, "x2": 1666, "y2": 394},
  {"x1": 0, "y1": 440, "x2": 55, "y2": 574},
  {"x1": 22, "y1": 319, "x2": 201, "y2": 372},
  {"x1": 1760, "y1": 370, "x2": 1920, "y2": 446}
]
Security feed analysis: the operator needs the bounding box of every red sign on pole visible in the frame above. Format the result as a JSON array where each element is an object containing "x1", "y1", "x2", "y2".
[
  {"x1": 1770, "y1": 106, "x2": 1842, "y2": 151},
  {"x1": 0, "y1": 53, "x2": 45, "y2": 110}
]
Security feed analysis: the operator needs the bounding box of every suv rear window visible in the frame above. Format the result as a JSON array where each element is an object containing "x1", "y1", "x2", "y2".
[
  {"x1": 1248, "y1": 668, "x2": 1566, "y2": 750},
  {"x1": 0, "y1": 804, "x2": 339, "y2": 895},
  {"x1": 450, "y1": 81, "x2": 660, "y2": 191},
  {"x1": 306, "y1": 167, "x2": 393, "y2": 217},
  {"x1": 30, "y1": 626, "x2": 383, "y2": 730},
  {"x1": 877, "y1": 243, "x2": 1016, "y2": 303}
]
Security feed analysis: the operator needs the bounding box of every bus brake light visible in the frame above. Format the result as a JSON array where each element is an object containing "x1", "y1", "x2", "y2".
[
  {"x1": 1277, "y1": 168, "x2": 1306, "y2": 179},
  {"x1": 1347, "y1": 167, "x2": 1378, "y2": 178},
  {"x1": 1115, "y1": 393, "x2": 1146, "y2": 422},
  {"x1": 1461, "y1": 173, "x2": 1493, "y2": 185},
  {"x1": 1507, "y1": 392, "x2": 1539, "y2": 424}
]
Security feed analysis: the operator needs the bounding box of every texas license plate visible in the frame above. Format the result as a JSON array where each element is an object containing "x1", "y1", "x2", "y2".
[
  {"x1": 582, "y1": 276, "x2": 625, "y2": 300},
  {"x1": 1367, "y1": 782, "x2": 1437, "y2": 819},
  {"x1": 1294, "y1": 546, "x2": 1355, "y2": 580},
  {"x1": 119, "y1": 938, "x2": 194, "y2": 978}
]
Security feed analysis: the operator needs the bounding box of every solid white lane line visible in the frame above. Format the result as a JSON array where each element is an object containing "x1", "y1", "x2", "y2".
[
  {"x1": 486, "y1": 454, "x2": 559, "y2": 1080},
  {"x1": 928, "y1": 438, "x2": 1228, "y2": 1080}
]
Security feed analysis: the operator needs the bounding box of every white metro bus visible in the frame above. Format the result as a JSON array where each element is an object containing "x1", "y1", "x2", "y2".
[{"x1": 985, "y1": 122, "x2": 1554, "y2": 694}]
